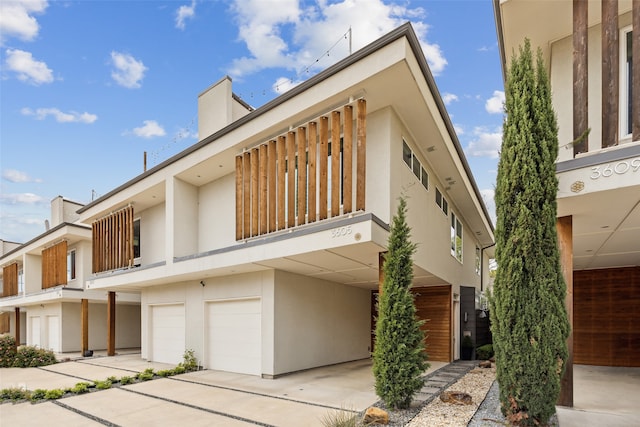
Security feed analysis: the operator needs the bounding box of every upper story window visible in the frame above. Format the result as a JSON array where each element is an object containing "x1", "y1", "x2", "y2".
[
  {"x1": 67, "y1": 249, "x2": 76, "y2": 281},
  {"x1": 18, "y1": 268, "x2": 24, "y2": 293},
  {"x1": 436, "y1": 187, "x2": 448, "y2": 215},
  {"x1": 451, "y1": 212, "x2": 463, "y2": 262},
  {"x1": 133, "y1": 218, "x2": 141, "y2": 260},
  {"x1": 623, "y1": 28, "x2": 633, "y2": 137},
  {"x1": 402, "y1": 139, "x2": 429, "y2": 191},
  {"x1": 475, "y1": 246, "x2": 481, "y2": 275}
]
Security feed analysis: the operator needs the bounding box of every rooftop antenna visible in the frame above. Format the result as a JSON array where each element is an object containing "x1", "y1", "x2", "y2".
[
  {"x1": 44, "y1": 219, "x2": 50, "y2": 231},
  {"x1": 348, "y1": 26, "x2": 352, "y2": 55}
]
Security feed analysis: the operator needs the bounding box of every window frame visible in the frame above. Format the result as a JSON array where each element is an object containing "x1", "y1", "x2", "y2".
[
  {"x1": 133, "y1": 217, "x2": 141, "y2": 263},
  {"x1": 620, "y1": 25, "x2": 633, "y2": 139},
  {"x1": 67, "y1": 249, "x2": 76, "y2": 281},
  {"x1": 475, "y1": 246, "x2": 481, "y2": 275},
  {"x1": 450, "y1": 212, "x2": 463, "y2": 263},
  {"x1": 402, "y1": 138, "x2": 429, "y2": 192},
  {"x1": 436, "y1": 187, "x2": 448, "y2": 216}
]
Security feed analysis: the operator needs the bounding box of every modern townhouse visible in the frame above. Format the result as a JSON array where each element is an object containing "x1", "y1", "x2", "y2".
[
  {"x1": 74, "y1": 23, "x2": 494, "y2": 378},
  {"x1": 494, "y1": 0, "x2": 640, "y2": 370},
  {"x1": 0, "y1": 196, "x2": 141, "y2": 354}
]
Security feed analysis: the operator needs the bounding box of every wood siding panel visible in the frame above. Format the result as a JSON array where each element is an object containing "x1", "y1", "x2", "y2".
[
  {"x1": 573, "y1": 0, "x2": 589, "y2": 155},
  {"x1": 2, "y1": 264, "x2": 18, "y2": 297},
  {"x1": 286, "y1": 132, "x2": 296, "y2": 228},
  {"x1": 319, "y1": 116, "x2": 329, "y2": 220},
  {"x1": 277, "y1": 136, "x2": 286, "y2": 230},
  {"x1": 297, "y1": 127, "x2": 307, "y2": 225},
  {"x1": 42, "y1": 240, "x2": 68, "y2": 289},
  {"x1": 91, "y1": 206, "x2": 134, "y2": 273},
  {"x1": 356, "y1": 99, "x2": 367, "y2": 211},
  {"x1": 251, "y1": 147, "x2": 259, "y2": 237},
  {"x1": 602, "y1": 0, "x2": 619, "y2": 148},
  {"x1": 268, "y1": 140, "x2": 277, "y2": 232},
  {"x1": 331, "y1": 111, "x2": 341, "y2": 217},
  {"x1": 307, "y1": 122, "x2": 317, "y2": 223},
  {"x1": 342, "y1": 106, "x2": 353, "y2": 214},
  {"x1": 574, "y1": 267, "x2": 640, "y2": 367},
  {"x1": 243, "y1": 152, "x2": 251, "y2": 238},
  {"x1": 259, "y1": 144, "x2": 268, "y2": 235}
]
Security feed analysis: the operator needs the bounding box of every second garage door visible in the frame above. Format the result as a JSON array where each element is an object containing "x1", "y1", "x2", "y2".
[
  {"x1": 151, "y1": 304, "x2": 185, "y2": 365},
  {"x1": 206, "y1": 298, "x2": 261, "y2": 376}
]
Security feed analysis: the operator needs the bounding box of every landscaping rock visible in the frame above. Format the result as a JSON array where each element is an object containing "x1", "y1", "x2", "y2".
[
  {"x1": 363, "y1": 407, "x2": 389, "y2": 424},
  {"x1": 439, "y1": 390, "x2": 473, "y2": 405},
  {"x1": 479, "y1": 360, "x2": 492, "y2": 368}
]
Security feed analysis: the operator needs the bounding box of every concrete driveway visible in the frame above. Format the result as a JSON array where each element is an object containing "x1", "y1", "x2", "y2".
[{"x1": 2, "y1": 354, "x2": 442, "y2": 426}]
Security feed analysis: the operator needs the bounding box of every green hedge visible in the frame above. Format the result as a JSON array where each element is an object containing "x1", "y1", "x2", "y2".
[{"x1": 0, "y1": 334, "x2": 58, "y2": 368}]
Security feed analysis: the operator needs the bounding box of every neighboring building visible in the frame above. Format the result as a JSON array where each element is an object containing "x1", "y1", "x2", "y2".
[
  {"x1": 495, "y1": 0, "x2": 640, "y2": 367},
  {"x1": 0, "y1": 196, "x2": 141, "y2": 352}
]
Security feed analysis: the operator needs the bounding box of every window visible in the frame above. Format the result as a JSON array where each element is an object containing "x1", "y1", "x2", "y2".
[
  {"x1": 436, "y1": 188, "x2": 448, "y2": 215},
  {"x1": 475, "y1": 246, "x2": 481, "y2": 275},
  {"x1": 623, "y1": 28, "x2": 633, "y2": 137},
  {"x1": 133, "y1": 218, "x2": 141, "y2": 260},
  {"x1": 18, "y1": 268, "x2": 24, "y2": 294},
  {"x1": 67, "y1": 249, "x2": 76, "y2": 281},
  {"x1": 451, "y1": 212, "x2": 463, "y2": 262},
  {"x1": 402, "y1": 139, "x2": 429, "y2": 191}
]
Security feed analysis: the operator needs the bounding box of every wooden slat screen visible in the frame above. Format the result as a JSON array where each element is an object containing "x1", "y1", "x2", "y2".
[
  {"x1": 92, "y1": 206, "x2": 134, "y2": 273},
  {"x1": 234, "y1": 100, "x2": 367, "y2": 240},
  {"x1": 42, "y1": 240, "x2": 68, "y2": 289},
  {"x1": 2, "y1": 263, "x2": 18, "y2": 297},
  {"x1": 413, "y1": 285, "x2": 452, "y2": 362}
]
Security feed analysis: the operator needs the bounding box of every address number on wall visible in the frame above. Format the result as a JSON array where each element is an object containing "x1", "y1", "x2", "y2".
[
  {"x1": 330, "y1": 226, "x2": 352, "y2": 238},
  {"x1": 590, "y1": 158, "x2": 640, "y2": 180}
]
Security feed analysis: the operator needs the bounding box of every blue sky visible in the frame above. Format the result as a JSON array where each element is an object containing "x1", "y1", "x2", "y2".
[{"x1": 0, "y1": 0, "x2": 504, "y2": 243}]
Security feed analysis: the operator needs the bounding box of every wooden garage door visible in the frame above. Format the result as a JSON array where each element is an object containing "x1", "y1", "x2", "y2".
[
  {"x1": 574, "y1": 267, "x2": 640, "y2": 367},
  {"x1": 151, "y1": 304, "x2": 185, "y2": 365},
  {"x1": 413, "y1": 286, "x2": 452, "y2": 362}
]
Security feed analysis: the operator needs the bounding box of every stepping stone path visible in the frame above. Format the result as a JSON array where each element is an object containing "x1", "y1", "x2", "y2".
[{"x1": 411, "y1": 361, "x2": 478, "y2": 406}]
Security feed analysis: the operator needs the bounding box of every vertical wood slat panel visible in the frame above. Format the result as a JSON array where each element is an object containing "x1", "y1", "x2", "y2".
[
  {"x1": 633, "y1": 0, "x2": 640, "y2": 141},
  {"x1": 573, "y1": 0, "x2": 589, "y2": 155},
  {"x1": 602, "y1": 0, "x2": 619, "y2": 148},
  {"x1": 91, "y1": 206, "x2": 134, "y2": 273},
  {"x1": 319, "y1": 117, "x2": 329, "y2": 220},
  {"x1": 2, "y1": 264, "x2": 18, "y2": 297},
  {"x1": 356, "y1": 99, "x2": 367, "y2": 211},
  {"x1": 259, "y1": 144, "x2": 268, "y2": 235},
  {"x1": 308, "y1": 122, "x2": 318, "y2": 223},
  {"x1": 297, "y1": 127, "x2": 307, "y2": 225},
  {"x1": 342, "y1": 106, "x2": 353, "y2": 214},
  {"x1": 277, "y1": 136, "x2": 286, "y2": 230},
  {"x1": 268, "y1": 140, "x2": 277, "y2": 232},
  {"x1": 243, "y1": 152, "x2": 251, "y2": 239},
  {"x1": 331, "y1": 111, "x2": 341, "y2": 217},
  {"x1": 287, "y1": 131, "x2": 296, "y2": 228},
  {"x1": 251, "y1": 147, "x2": 260, "y2": 237},
  {"x1": 235, "y1": 156, "x2": 243, "y2": 240}
]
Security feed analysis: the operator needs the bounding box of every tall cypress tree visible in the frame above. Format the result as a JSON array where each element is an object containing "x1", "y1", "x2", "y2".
[
  {"x1": 373, "y1": 197, "x2": 428, "y2": 409},
  {"x1": 490, "y1": 39, "x2": 570, "y2": 426}
]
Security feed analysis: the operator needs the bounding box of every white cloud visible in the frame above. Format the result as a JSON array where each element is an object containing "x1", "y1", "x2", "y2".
[
  {"x1": 132, "y1": 120, "x2": 166, "y2": 138},
  {"x1": 110, "y1": 51, "x2": 147, "y2": 89},
  {"x1": 453, "y1": 123, "x2": 464, "y2": 136},
  {"x1": 0, "y1": 0, "x2": 48, "y2": 46},
  {"x1": 485, "y1": 90, "x2": 505, "y2": 114},
  {"x1": 0, "y1": 192, "x2": 46, "y2": 205},
  {"x1": 442, "y1": 93, "x2": 458, "y2": 105},
  {"x1": 227, "y1": 0, "x2": 447, "y2": 87},
  {"x1": 2, "y1": 169, "x2": 42, "y2": 183},
  {"x1": 466, "y1": 127, "x2": 502, "y2": 159},
  {"x1": 176, "y1": 0, "x2": 196, "y2": 30},
  {"x1": 21, "y1": 107, "x2": 97, "y2": 123},
  {"x1": 4, "y1": 48, "x2": 53, "y2": 85}
]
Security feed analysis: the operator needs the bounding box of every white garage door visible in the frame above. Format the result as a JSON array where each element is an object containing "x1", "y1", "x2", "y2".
[
  {"x1": 151, "y1": 304, "x2": 185, "y2": 365},
  {"x1": 207, "y1": 298, "x2": 261, "y2": 375},
  {"x1": 30, "y1": 317, "x2": 41, "y2": 348},
  {"x1": 47, "y1": 316, "x2": 60, "y2": 352}
]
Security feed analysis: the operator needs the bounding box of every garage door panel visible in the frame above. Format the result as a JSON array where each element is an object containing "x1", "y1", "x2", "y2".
[
  {"x1": 151, "y1": 304, "x2": 185, "y2": 365},
  {"x1": 207, "y1": 298, "x2": 261, "y2": 375},
  {"x1": 413, "y1": 286, "x2": 452, "y2": 362}
]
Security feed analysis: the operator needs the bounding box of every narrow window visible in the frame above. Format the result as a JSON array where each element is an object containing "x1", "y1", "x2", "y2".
[
  {"x1": 18, "y1": 268, "x2": 24, "y2": 294},
  {"x1": 133, "y1": 218, "x2": 141, "y2": 260},
  {"x1": 625, "y1": 29, "x2": 632, "y2": 136},
  {"x1": 402, "y1": 140, "x2": 412, "y2": 168},
  {"x1": 475, "y1": 246, "x2": 481, "y2": 275},
  {"x1": 412, "y1": 153, "x2": 421, "y2": 178},
  {"x1": 436, "y1": 188, "x2": 442, "y2": 208},
  {"x1": 442, "y1": 197, "x2": 448, "y2": 215},
  {"x1": 421, "y1": 166, "x2": 429, "y2": 190},
  {"x1": 67, "y1": 249, "x2": 76, "y2": 281},
  {"x1": 451, "y1": 212, "x2": 463, "y2": 262}
]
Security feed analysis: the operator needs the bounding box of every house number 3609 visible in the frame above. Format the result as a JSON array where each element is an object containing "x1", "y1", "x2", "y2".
[
  {"x1": 590, "y1": 158, "x2": 640, "y2": 180},
  {"x1": 331, "y1": 226, "x2": 352, "y2": 238}
]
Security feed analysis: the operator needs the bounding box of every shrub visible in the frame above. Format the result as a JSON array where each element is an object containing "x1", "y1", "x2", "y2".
[
  {"x1": 94, "y1": 380, "x2": 112, "y2": 390},
  {"x1": 173, "y1": 366, "x2": 186, "y2": 375},
  {"x1": 319, "y1": 407, "x2": 357, "y2": 427},
  {"x1": 0, "y1": 335, "x2": 17, "y2": 367},
  {"x1": 12, "y1": 345, "x2": 57, "y2": 368},
  {"x1": 179, "y1": 349, "x2": 198, "y2": 372},
  {"x1": 107, "y1": 376, "x2": 118, "y2": 383},
  {"x1": 30, "y1": 389, "x2": 47, "y2": 401},
  {"x1": 0, "y1": 387, "x2": 29, "y2": 402},
  {"x1": 44, "y1": 389, "x2": 65, "y2": 400},
  {"x1": 119, "y1": 376, "x2": 134, "y2": 385},
  {"x1": 156, "y1": 369, "x2": 172, "y2": 377},
  {"x1": 70, "y1": 382, "x2": 91, "y2": 394},
  {"x1": 137, "y1": 368, "x2": 155, "y2": 381},
  {"x1": 476, "y1": 344, "x2": 494, "y2": 360}
]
